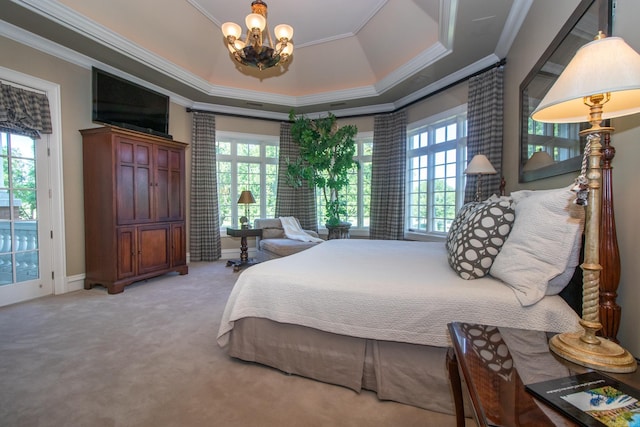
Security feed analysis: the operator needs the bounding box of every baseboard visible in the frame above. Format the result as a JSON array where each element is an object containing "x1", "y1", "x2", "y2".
[
  {"x1": 65, "y1": 273, "x2": 86, "y2": 294},
  {"x1": 62, "y1": 252, "x2": 249, "y2": 295}
]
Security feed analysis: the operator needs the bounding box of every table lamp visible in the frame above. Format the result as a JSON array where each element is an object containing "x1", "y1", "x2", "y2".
[
  {"x1": 464, "y1": 154, "x2": 497, "y2": 201},
  {"x1": 532, "y1": 32, "x2": 640, "y2": 373},
  {"x1": 522, "y1": 150, "x2": 555, "y2": 172},
  {"x1": 237, "y1": 190, "x2": 256, "y2": 228}
]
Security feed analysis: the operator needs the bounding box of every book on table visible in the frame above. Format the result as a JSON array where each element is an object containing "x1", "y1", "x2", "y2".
[{"x1": 525, "y1": 371, "x2": 640, "y2": 427}]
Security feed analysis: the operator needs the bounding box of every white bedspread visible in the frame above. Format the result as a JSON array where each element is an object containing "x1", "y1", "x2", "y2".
[{"x1": 217, "y1": 240, "x2": 581, "y2": 348}]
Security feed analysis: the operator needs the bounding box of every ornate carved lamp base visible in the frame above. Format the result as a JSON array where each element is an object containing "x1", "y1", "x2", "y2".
[{"x1": 549, "y1": 331, "x2": 637, "y2": 373}]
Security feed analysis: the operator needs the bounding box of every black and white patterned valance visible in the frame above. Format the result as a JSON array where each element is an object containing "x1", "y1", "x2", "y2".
[{"x1": 0, "y1": 83, "x2": 52, "y2": 139}]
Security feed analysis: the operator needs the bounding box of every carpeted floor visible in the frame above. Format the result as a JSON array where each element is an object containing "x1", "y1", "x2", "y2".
[{"x1": 0, "y1": 261, "x2": 474, "y2": 427}]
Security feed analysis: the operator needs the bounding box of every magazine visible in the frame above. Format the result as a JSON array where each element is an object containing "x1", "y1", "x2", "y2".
[{"x1": 526, "y1": 371, "x2": 640, "y2": 427}]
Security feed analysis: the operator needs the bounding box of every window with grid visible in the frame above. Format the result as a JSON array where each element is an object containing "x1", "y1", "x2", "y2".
[
  {"x1": 527, "y1": 119, "x2": 582, "y2": 162},
  {"x1": 216, "y1": 132, "x2": 278, "y2": 229},
  {"x1": 315, "y1": 133, "x2": 372, "y2": 229},
  {"x1": 407, "y1": 108, "x2": 467, "y2": 235}
]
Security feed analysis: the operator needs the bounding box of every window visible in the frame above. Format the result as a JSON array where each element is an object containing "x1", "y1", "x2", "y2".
[
  {"x1": 216, "y1": 132, "x2": 278, "y2": 229},
  {"x1": 315, "y1": 132, "x2": 372, "y2": 229},
  {"x1": 526, "y1": 119, "x2": 582, "y2": 162},
  {"x1": 406, "y1": 107, "x2": 467, "y2": 235}
]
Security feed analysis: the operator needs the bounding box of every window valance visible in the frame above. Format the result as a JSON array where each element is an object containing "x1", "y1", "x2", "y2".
[{"x1": 0, "y1": 83, "x2": 52, "y2": 139}]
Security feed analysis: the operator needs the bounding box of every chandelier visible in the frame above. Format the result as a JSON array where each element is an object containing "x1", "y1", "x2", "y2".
[{"x1": 221, "y1": 0, "x2": 294, "y2": 71}]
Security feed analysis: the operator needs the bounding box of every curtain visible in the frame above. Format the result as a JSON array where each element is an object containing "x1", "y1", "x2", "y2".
[
  {"x1": 370, "y1": 110, "x2": 407, "y2": 240},
  {"x1": 0, "y1": 83, "x2": 52, "y2": 138},
  {"x1": 275, "y1": 122, "x2": 318, "y2": 231},
  {"x1": 464, "y1": 66, "x2": 504, "y2": 202},
  {"x1": 190, "y1": 112, "x2": 221, "y2": 261}
]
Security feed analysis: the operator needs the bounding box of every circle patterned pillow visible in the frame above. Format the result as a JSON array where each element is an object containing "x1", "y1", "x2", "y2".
[
  {"x1": 445, "y1": 201, "x2": 481, "y2": 253},
  {"x1": 447, "y1": 199, "x2": 515, "y2": 279}
]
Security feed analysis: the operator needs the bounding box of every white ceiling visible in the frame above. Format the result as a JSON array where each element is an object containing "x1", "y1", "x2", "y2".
[{"x1": 0, "y1": 0, "x2": 532, "y2": 119}]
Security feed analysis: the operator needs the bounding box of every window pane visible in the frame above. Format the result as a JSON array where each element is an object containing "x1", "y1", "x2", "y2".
[{"x1": 217, "y1": 141, "x2": 231, "y2": 155}]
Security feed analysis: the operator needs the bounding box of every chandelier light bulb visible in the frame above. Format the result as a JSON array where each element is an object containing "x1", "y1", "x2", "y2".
[
  {"x1": 227, "y1": 38, "x2": 246, "y2": 53},
  {"x1": 245, "y1": 13, "x2": 266, "y2": 31},
  {"x1": 221, "y1": 22, "x2": 242, "y2": 39},
  {"x1": 276, "y1": 41, "x2": 293, "y2": 56},
  {"x1": 274, "y1": 24, "x2": 293, "y2": 41}
]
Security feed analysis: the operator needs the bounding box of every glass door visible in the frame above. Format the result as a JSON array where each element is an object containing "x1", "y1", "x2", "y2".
[{"x1": 0, "y1": 131, "x2": 52, "y2": 304}]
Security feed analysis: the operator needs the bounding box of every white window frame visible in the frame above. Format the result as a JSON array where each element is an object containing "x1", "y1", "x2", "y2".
[
  {"x1": 215, "y1": 131, "x2": 279, "y2": 232},
  {"x1": 405, "y1": 105, "x2": 467, "y2": 240}
]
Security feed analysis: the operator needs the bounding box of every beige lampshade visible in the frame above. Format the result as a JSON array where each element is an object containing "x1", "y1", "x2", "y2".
[
  {"x1": 523, "y1": 150, "x2": 555, "y2": 172},
  {"x1": 532, "y1": 35, "x2": 640, "y2": 123},
  {"x1": 237, "y1": 190, "x2": 256, "y2": 204},
  {"x1": 464, "y1": 154, "x2": 497, "y2": 175}
]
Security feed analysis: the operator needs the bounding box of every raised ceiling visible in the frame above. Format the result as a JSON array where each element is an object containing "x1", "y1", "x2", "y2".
[{"x1": 0, "y1": 0, "x2": 531, "y2": 119}]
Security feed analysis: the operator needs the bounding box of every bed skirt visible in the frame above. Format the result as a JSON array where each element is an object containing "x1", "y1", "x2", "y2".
[{"x1": 227, "y1": 317, "x2": 471, "y2": 415}]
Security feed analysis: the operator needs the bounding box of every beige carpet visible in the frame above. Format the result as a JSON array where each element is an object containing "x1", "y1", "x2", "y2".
[{"x1": 0, "y1": 261, "x2": 475, "y2": 427}]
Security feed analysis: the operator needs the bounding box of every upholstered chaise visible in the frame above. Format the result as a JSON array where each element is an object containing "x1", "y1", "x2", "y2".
[{"x1": 254, "y1": 218, "x2": 323, "y2": 262}]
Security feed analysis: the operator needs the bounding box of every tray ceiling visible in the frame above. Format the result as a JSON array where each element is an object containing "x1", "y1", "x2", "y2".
[{"x1": 0, "y1": 0, "x2": 530, "y2": 119}]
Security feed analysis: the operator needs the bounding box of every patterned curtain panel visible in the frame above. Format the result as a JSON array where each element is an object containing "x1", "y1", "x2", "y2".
[
  {"x1": 464, "y1": 66, "x2": 504, "y2": 203},
  {"x1": 275, "y1": 122, "x2": 318, "y2": 231},
  {"x1": 190, "y1": 112, "x2": 221, "y2": 261},
  {"x1": 0, "y1": 83, "x2": 52, "y2": 139},
  {"x1": 370, "y1": 110, "x2": 407, "y2": 240}
]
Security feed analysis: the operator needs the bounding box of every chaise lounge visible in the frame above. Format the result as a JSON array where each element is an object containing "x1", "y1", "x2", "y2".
[{"x1": 254, "y1": 218, "x2": 324, "y2": 262}]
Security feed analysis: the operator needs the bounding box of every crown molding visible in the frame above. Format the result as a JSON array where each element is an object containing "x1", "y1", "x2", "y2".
[
  {"x1": 393, "y1": 54, "x2": 502, "y2": 110},
  {"x1": 495, "y1": 0, "x2": 534, "y2": 58}
]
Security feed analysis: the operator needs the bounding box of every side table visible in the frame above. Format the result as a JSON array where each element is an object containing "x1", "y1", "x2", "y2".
[
  {"x1": 226, "y1": 227, "x2": 262, "y2": 272},
  {"x1": 447, "y1": 322, "x2": 640, "y2": 427}
]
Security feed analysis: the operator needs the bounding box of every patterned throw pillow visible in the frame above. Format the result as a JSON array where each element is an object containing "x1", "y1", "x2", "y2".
[
  {"x1": 445, "y1": 201, "x2": 481, "y2": 253},
  {"x1": 447, "y1": 199, "x2": 515, "y2": 280}
]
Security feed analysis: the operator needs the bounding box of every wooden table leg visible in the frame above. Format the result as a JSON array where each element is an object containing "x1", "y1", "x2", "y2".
[{"x1": 446, "y1": 347, "x2": 465, "y2": 427}]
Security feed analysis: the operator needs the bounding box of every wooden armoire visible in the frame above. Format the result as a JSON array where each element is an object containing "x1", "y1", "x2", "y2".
[{"x1": 81, "y1": 126, "x2": 188, "y2": 294}]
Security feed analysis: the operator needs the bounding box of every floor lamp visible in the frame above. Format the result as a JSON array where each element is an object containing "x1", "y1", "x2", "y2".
[{"x1": 532, "y1": 32, "x2": 640, "y2": 373}]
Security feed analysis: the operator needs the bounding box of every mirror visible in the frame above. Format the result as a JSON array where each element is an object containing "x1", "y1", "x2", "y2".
[{"x1": 519, "y1": 0, "x2": 612, "y2": 182}]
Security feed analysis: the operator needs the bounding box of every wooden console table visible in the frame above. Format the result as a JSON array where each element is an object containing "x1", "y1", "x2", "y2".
[
  {"x1": 226, "y1": 227, "x2": 262, "y2": 272},
  {"x1": 447, "y1": 322, "x2": 640, "y2": 427}
]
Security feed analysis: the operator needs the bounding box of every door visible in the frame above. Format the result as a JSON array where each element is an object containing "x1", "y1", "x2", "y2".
[
  {"x1": 0, "y1": 131, "x2": 53, "y2": 305},
  {"x1": 137, "y1": 224, "x2": 170, "y2": 274},
  {"x1": 117, "y1": 227, "x2": 136, "y2": 280}
]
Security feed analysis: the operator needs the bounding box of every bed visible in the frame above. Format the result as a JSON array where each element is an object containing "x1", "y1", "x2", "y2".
[{"x1": 217, "y1": 187, "x2": 597, "y2": 415}]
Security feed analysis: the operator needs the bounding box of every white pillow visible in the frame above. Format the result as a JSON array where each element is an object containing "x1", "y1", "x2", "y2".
[{"x1": 490, "y1": 186, "x2": 584, "y2": 306}]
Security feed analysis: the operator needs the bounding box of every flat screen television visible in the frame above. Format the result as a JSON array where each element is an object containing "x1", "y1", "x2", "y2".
[{"x1": 92, "y1": 67, "x2": 172, "y2": 139}]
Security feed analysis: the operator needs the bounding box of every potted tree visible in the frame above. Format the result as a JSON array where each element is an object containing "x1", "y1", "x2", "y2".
[{"x1": 285, "y1": 111, "x2": 358, "y2": 239}]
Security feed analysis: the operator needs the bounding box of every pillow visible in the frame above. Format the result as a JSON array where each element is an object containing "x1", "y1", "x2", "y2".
[
  {"x1": 446, "y1": 201, "x2": 481, "y2": 252},
  {"x1": 447, "y1": 199, "x2": 515, "y2": 280},
  {"x1": 261, "y1": 227, "x2": 285, "y2": 239},
  {"x1": 490, "y1": 186, "x2": 585, "y2": 306}
]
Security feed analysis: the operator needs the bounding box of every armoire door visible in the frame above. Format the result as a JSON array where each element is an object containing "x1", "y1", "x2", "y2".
[{"x1": 116, "y1": 139, "x2": 153, "y2": 225}]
